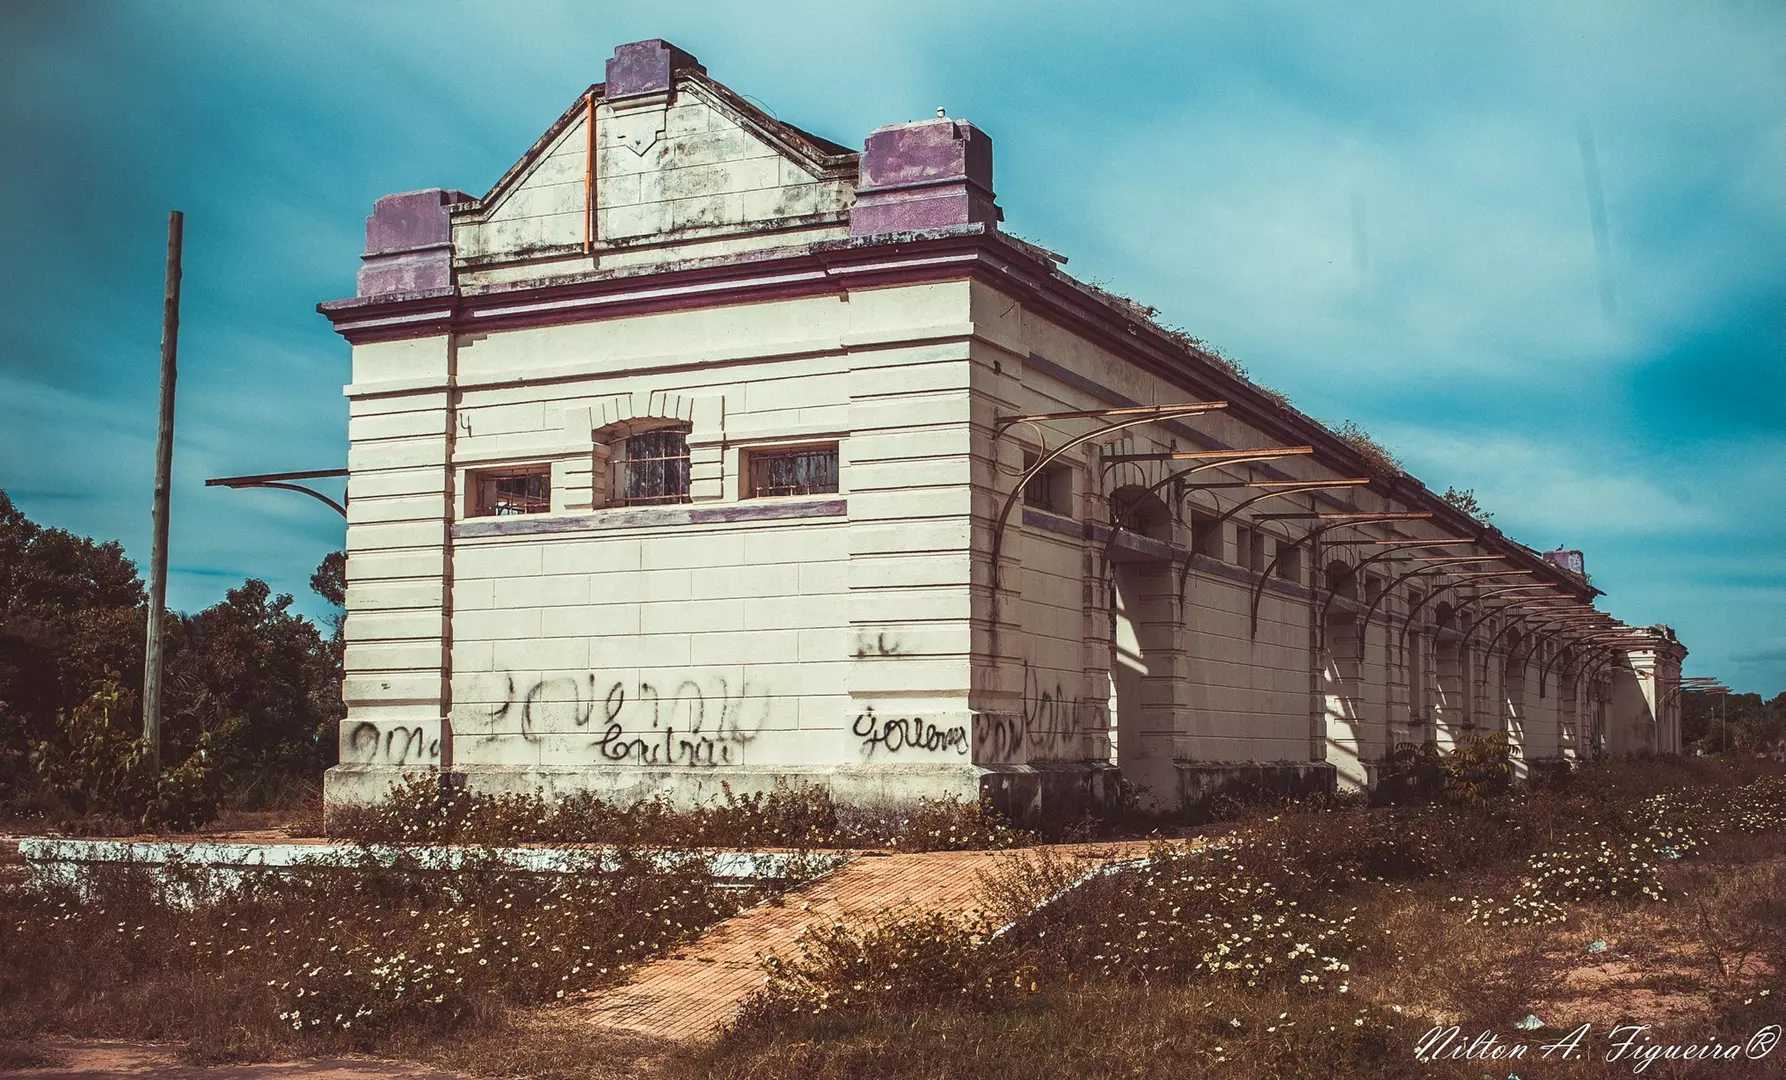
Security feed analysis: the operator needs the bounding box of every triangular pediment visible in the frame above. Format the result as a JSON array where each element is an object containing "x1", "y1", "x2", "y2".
[{"x1": 452, "y1": 60, "x2": 859, "y2": 277}]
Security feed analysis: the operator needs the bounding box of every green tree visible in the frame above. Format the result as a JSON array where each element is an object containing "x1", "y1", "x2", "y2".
[
  {"x1": 161, "y1": 577, "x2": 343, "y2": 793},
  {"x1": 1681, "y1": 690, "x2": 1786, "y2": 754},
  {"x1": 2, "y1": 490, "x2": 346, "y2": 814},
  {"x1": 0, "y1": 491, "x2": 145, "y2": 797},
  {"x1": 1440, "y1": 485, "x2": 1494, "y2": 523}
]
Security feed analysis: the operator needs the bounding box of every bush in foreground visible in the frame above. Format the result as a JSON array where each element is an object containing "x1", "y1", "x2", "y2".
[
  {"x1": 714, "y1": 760, "x2": 1786, "y2": 1080},
  {"x1": 0, "y1": 846, "x2": 761, "y2": 1062},
  {"x1": 333, "y1": 774, "x2": 1037, "y2": 852}
]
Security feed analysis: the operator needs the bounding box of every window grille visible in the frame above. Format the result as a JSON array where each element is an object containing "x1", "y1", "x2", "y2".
[
  {"x1": 748, "y1": 445, "x2": 838, "y2": 498},
  {"x1": 1021, "y1": 453, "x2": 1071, "y2": 515},
  {"x1": 616, "y1": 429, "x2": 691, "y2": 506},
  {"x1": 470, "y1": 466, "x2": 551, "y2": 516}
]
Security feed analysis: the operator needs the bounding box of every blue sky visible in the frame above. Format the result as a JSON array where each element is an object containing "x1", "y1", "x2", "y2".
[{"x1": 2, "y1": 1, "x2": 1781, "y2": 692}]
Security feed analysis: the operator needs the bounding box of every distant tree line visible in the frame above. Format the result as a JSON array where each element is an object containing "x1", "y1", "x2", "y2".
[
  {"x1": 1681, "y1": 688, "x2": 1786, "y2": 755},
  {"x1": 0, "y1": 490, "x2": 344, "y2": 825}
]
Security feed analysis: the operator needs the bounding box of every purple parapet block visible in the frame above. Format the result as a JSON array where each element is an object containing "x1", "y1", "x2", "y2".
[
  {"x1": 851, "y1": 118, "x2": 1001, "y2": 236},
  {"x1": 356, "y1": 188, "x2": 473, "y2": 298},
  {"x1": 604, "y1": 39, "x2": 703, "y2": 100}
]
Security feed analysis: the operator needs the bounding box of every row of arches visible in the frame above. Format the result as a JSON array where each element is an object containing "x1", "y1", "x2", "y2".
[{"x1": 1073, "y1": 471, "x2": 1619, "y2": 797}]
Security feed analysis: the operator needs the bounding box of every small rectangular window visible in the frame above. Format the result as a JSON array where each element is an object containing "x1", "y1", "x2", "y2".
[
  {"x1": 747, "y1": 444, "x2": 839, "y2": 498},
  {"x1": 470, "y1": 466, "x2": 551, "y2": 517},
  {"x1": 1191, "y1": 515, "x2": 1223, "y2": 559},
  {"x1": 1276, "y1": 540, "x2": 1301, "y2": 582},
  {"x1": 616, "y1": 428, "x2": 691, "y2": 506},
  {"x1": 1234, "y1": 526, "x2": 1266, "y2": 572}
]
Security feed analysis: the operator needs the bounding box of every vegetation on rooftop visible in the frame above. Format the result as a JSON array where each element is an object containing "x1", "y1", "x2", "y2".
[
  {"x1": 1439, "y1": 484, "x2": 1494, "y2": 523},
  {"x1": 1333, "y1": 419, "x2": 1403, "y2": 476}
]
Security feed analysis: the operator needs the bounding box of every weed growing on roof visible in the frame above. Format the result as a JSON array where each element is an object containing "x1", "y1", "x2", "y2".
[{"x1": 1333, "y1": 419, "x2": 1403, "y2": 476}]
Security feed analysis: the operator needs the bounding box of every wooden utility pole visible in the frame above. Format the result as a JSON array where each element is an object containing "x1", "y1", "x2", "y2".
[{"x1": 142, "y1": 211, "x2": 183, "y2": 772}]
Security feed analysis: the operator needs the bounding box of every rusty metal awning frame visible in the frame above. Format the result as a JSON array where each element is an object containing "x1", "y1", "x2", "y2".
[
  {"x1": 1333, "y1": 552, "x2": 1511, "y2": 631},
  {"x1": 206, "y1": 468, "x2": 348, "y2": 517},
  {"x1": 1396, "y1": 575, "x2": 1546, "y2": 638},
  {"x1": 1246, "y1": 512, "x2": 1434, "y2": 638},
  {"x1": 990, "y1": 401, "x2": 1229, "y2": 590}
]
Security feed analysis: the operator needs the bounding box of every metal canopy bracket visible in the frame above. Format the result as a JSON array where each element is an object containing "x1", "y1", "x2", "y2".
[
  {"x1": 1245, "y1": 512, "x2": 1434, "y2": 639},
  {"x1": 1396, "y1": 575, "x2": 1548, "y2": 639},
  {"x1": 988, "y1": 401, "x2": 1229, "y2": 654},
  {"x1": 1171, "y1": 475, "x2": 1372, "y2": 602},
  {"x1": 206, "y1": 468, "x2": 349, "y2": 517},
  {"x1": 1339, "y1": 553, "x2": 1511, "y2": 632},
  {"x1": 994, "y1": 402, "x2": 1229, "y2": 436},
  {"x1": 1101, "y1": 446, "x2": 1314, "y2": 470}
]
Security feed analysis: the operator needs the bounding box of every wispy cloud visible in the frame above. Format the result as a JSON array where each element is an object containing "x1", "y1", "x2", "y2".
[{"x1": 1, "y1": 0, "x2": 1780, "y2": 689}]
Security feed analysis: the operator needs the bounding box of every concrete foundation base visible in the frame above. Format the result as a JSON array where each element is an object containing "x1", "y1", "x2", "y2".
[
  {"x1": 325, "y1": 760, "x2": 1124, "y2": 830},
  {"x1": 976, "y1": 763, "x2": 1125, "y2": 827},
  {"x1": 1173, "y1": 760, "x2": 1337, "y2": 822},
  {"x1": 1524, "y1": 757, "x2": 1575, "y2": 787}
]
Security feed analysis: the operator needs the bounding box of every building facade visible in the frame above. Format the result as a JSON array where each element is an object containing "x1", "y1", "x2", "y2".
[{"x1": 319, "y1": 40, "x2": 1684, "y2": 819}]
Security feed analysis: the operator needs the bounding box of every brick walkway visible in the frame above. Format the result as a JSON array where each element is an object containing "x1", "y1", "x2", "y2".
[{"x1": 573, "y1": 841, "x2": 1155, "y2": 1042}]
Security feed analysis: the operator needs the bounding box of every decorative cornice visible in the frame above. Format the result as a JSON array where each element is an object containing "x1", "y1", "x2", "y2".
[{"x1": 317, "y1": 223, "x2": 1599, "y2": 608}]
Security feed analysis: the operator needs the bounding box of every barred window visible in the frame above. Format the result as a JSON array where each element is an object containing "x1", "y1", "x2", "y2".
[
  {"x1": 1021, "y1": 452, "x2": 1071, "y2": 514},
  {"x1": 469, "y1": 466, "x2": 551, "y2": 517},
  {"x1": 748, "y1": 444, "x2": 839, "y2": 498},
  {"x1": 616, "y1": 428, "x2": 691, "y2": 506}
]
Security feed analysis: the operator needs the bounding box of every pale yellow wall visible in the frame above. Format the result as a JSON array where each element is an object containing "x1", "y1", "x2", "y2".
[{"x1": 335, "y1": 265, "x2": 1661, "y2": 805}]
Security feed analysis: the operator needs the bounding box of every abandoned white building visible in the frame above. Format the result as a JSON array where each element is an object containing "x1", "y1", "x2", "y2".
[{"x1": 316, "y1": 40, "x2": 1685, "y2": 819}]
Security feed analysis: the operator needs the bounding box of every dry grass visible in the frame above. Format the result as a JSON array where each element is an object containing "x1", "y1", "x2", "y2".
[
  {"x1": 330, "y1": 774, "x2": 1037, "y2": 852},
  {"x1": 4, "y1": 758, "x2": 1784, "y2": 1079},
  {"x1": 0, "y1": 847, "x2": 768, "y2": 1069},
  {"x1": 692, "y1": 759, "x2": 1786, "y2": 1080},
  {"x1": 0, "y1": 1039, "x2": 65, "y2": 1070}
]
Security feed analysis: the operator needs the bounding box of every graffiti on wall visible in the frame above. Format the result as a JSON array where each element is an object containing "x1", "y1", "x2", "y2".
[
  {"x1": 486, "y1": 671, "x2": 768, "y2": 767},
  {"x1": 973, "y1": 661, "x2": 1106, "y2": 764},
  {"x1": 853, "y1": 705, "x2": 968, "y2": 758},
  {"x1": 852, "y1": 632, "x2": 905, "y2": 659},
  {"x1": 345, "y1": 722, "x2": 441, "y2": 766}
]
